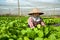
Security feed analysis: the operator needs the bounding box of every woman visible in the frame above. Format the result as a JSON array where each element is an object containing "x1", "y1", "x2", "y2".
[{"x1": 28, "y1": 8, "x2": 45, "y2": 29}]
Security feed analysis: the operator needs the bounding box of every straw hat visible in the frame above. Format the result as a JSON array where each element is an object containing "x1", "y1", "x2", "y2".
[{"x1": 28, "y1": 8, "x2": 44, "y2": 15}]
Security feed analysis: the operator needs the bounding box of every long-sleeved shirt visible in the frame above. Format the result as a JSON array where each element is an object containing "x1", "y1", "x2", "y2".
[{"x1": 28, "y1": 16, "x2": 45, "y2": 28}]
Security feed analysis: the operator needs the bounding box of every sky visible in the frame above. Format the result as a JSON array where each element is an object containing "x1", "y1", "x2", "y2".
[{"x1": 0, "y1": 0, "x2": 60, "y2": 15}]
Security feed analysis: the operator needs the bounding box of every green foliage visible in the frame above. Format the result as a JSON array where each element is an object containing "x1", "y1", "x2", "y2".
[{"x1": 0, "y1": 17, "x2": 60, "y2": 40}]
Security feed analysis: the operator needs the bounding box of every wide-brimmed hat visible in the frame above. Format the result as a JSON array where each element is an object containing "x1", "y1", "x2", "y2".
[{"x1": 28, "y1": 8, "x2": 44, "y2": 15}]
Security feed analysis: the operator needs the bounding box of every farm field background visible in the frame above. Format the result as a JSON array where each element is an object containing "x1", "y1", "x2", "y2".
[{"x1": 0, "y1": 16, "x2": 60, "y2": 40}]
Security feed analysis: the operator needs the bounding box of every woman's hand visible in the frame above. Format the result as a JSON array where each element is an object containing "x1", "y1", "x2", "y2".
[
  {"x1": 41, "y1": 21, "x2": 46, "y2": 26},
  {"x1": 30, "y1": 26, "x2": 35, "y2": 29}
]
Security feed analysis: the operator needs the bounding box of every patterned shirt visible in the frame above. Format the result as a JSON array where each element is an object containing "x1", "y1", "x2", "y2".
[{"x1": 28, "y1": 16, "x2": 44, "y2": 28}]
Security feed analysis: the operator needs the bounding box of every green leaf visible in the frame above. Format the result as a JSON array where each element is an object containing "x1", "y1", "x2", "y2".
[
  {"x1": 48, "y1": 34, "x2": 56, "y2": 40},
  {"x1": 34, "y1": 37, "x2": 43, "y2": 40},
  {"x1": 37, "y1": 24, "x2": 41, "y2": 28},
  {"x1": 44, "y1": 38, "x2": 50, "y2": 40},
  {"x1": 21, "y1": 29, "x2": 27, "y2": 35},
  {"x1": 24, "y1": 36, "x2": 30, "y2": 40},
  {"x1": 44, "y1": 27, "x2": 49, "y2": 35},
  {"x1": 12, "y1": 35, "x2": 17, "y2": 39},
  {"x1": 17, "y1": 37, "x2": 22, "y2": 40},
  {"x1": 9, "y1": 39, "x2": 14, "y2": 40},
  {"x1": 34, "y1": 28, "x2": 38, "y2": 33},
  {"x1": 37, "y1": 30, "x2": 43, "y2": 37},
  {"x1": 56, "y1": 38, "x2": 60, "y2": 40},
  {"x1": 26, "y1": 28, "x2": 32, "y2": 33},
  {"x1": 23, "y1": 24, "x2": 26, "y2": 26},
  {"x1": 56, "y1": 32, "x2": 60, "y2": 38}
]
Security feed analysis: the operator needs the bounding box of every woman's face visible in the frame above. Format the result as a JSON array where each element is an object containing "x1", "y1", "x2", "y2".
[{"x1": 33, "y1": 14, "x2": 39, "y2": 17}]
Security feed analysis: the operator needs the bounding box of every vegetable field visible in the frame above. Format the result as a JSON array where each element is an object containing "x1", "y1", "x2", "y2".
[{"x1": 0, "y1": 16, "x2": 60, "y2": 40}]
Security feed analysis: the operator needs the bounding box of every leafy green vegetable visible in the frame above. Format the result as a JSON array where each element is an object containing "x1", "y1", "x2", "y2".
[{"x1": 0, "y1": 16, "x2": 60, "y2": 40}]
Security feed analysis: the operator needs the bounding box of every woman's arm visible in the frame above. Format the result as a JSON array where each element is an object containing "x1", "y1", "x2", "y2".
[
  {"x1": 28, "y1": 17, "x2": 35, "y2": 28},
  {"x1": 40, "y1": 18, "x2": 45, "y2": 26}
]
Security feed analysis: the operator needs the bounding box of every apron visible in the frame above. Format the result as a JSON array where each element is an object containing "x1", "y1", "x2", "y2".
[{"x1": 32, "y1": 16, "x2": 41, "y2": 26}]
